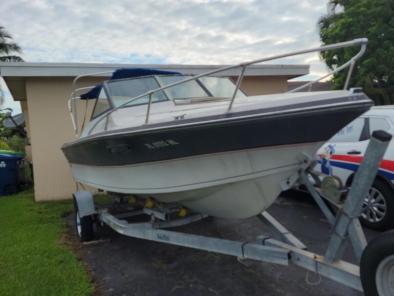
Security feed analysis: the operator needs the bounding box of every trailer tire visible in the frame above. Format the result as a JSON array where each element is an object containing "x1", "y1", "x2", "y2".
[
  {"x1": 360, "y1": 230, "x2": 394, "y2": 296},
  {"x1": 73, "y1": 196, "x2": 94, "y2": 242}
]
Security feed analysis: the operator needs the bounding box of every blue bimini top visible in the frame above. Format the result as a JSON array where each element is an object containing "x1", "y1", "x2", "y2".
[{"x1": 80, "y1": 68, "x2": 180, "y2": 100}]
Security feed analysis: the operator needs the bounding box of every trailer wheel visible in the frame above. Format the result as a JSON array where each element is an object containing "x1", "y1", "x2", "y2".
[
  {"x1": 73, "y1": 196, "x2": 94, "y2": 242},
  {"x1": 360, "y1": 230, "x2": 394, "y2": 296}
]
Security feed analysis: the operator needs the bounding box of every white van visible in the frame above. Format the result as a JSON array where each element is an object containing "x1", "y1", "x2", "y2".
[{"x1": 318, "y1": 106, "x2": 394, "y2": 230}]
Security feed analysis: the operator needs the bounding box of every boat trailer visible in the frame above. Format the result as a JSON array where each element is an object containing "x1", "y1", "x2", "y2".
[{"x1": 73, "y1": 131, "x2": 394, "y2": 296}]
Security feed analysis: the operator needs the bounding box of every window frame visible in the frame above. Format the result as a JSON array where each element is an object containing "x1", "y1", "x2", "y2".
[
  {"x1": 156, "y1": 75, "x2": 247, "y2": 100},
  {"x1": 367, "y1": 116, "x2": 392, "y2": 137},
  {"x1": 155, "y1": 74, "x2": 211, "y2": 101},
  {"x1": 90, "y1": 83, "x2": 114, "y2": 121},
  {"x1": 329, "y1": 117, "x2": 369, "y2": 143},
  {"x1": 359, "y1": 117, "x2": 370, "y2": 141},
  {"x1": 196, "y1": 76, "x2": 247, "y2": 98},
  {"x1": 105, "y1": 75, "x2": 171, "y2": 109},
  {"x1": 88, "y1": 74, "x2": 247, "y2": 122}
]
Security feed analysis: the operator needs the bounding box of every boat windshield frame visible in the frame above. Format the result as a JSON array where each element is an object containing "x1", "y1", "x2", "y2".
[
  {"x1": 103, "y1": 75, "x2": 172, "y2": 109},
  {"x1": 99, "y1": 74, "x2": 244, "y2": 113},
  {"x1": 90, "y1": 85, "x2": 114, "y2": 120}
]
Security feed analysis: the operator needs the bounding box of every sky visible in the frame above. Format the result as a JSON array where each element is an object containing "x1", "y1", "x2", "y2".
[{"x1": 0, "y1": 0, "x2": 330, "y2": 113}]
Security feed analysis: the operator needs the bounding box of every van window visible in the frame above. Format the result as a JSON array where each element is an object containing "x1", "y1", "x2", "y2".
[
  {"x1": 329, "y1": 117, "x2": 366, "y2": 142},
  {"x1": 369, "y1": 117, "x2": 390, "y2": 134}
]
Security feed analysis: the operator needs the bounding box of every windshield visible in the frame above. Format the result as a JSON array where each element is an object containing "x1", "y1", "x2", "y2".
[
  {"x1": 198, "y1": 77, "x2": 246, "y2": 98},
  {"x1": 106, "y1": 76, "x2": 168, "y2": 107},
  {"x1": 105, "y1": 75, "x2": 246, "y2": 108},
  {"x1": 158, "y1": 75, "x2": 209, "y2": 100}
]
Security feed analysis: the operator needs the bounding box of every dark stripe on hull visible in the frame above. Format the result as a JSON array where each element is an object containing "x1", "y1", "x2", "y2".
[
  {"x1": 66, "y1": 94, "x2": 368, "y2": 144},
  {"x1": 62, "y1": 104, "x2": 370, "y2": 166}
]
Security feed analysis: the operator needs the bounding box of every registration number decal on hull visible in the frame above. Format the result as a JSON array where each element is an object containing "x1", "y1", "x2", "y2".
[{"x1": 144, "y1": 139, "x2": 179, "y2": 149}]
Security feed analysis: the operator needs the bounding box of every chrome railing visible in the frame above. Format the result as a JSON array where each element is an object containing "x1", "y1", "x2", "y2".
[
  {"x1": 69, "y1": 38, "x2": 368, "y2": 136},
  {"x1": 68, "y1": 71, "x2": 114, "y2": 135}
]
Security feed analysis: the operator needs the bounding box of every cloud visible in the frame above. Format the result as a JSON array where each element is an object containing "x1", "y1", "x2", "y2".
[{"x1": 1, "y1": 0, "x2": 329, "y2": 73}]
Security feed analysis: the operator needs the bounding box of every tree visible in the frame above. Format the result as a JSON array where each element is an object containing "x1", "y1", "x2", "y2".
[
  {"x1": 0, "y1": 26, "x2": 23, "y2": 62},
  {"x1": 0, "y1": 111, "x2": 26, "y2": 152},
  {"x1": 0, "y1": 26, "x2": 23, "y2": 107},
  {"x1": 319, "y1": 0, "x2": 394, "y2": 104}
]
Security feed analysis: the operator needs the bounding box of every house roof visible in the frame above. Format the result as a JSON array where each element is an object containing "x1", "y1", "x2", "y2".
[{"x1": 0, "y1": 62, "x2": 309, "y2": 78}]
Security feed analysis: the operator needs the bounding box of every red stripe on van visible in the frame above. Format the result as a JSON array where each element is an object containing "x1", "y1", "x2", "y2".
[{"x1": 329, "y1": 154, "x2": 394, "y2": 172}]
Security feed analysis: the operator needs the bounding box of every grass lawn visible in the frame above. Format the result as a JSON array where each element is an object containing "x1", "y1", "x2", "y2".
[{"x1": 0, "y1": 190, "x2": 94, "y2": 296}]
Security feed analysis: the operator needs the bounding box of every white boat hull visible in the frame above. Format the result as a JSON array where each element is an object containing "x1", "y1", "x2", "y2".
[{"x1": 71, "y1": 142, "x2": 323, "y2": 218}]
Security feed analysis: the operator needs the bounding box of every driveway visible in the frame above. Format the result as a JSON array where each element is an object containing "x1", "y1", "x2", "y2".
[{"x1": 71, "y1": 192, "x2": 376, "y2": 296}]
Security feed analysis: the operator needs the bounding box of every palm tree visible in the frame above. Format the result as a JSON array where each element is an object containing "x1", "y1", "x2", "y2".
[
  {"x1": 0, "y1": 26, "x2": 23, "y2": 62},
  {"x1": 0, "y1": 26, "x2": 23, "y2": 106}
]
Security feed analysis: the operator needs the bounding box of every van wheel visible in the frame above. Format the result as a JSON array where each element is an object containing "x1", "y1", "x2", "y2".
[
  {"x1": 360, "y1": 179, "x2": 394, "y2": 231},
  {"x1": 73, "y1": 196, "x2": 94, "y2": 242},
  {"x1": 360, "y1": 230, "x2": 394, "y2": 296}
]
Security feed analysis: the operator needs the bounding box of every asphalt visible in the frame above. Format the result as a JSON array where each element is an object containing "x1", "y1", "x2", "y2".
[{"x1": 70, "y1": 192, "x2": 378, "y2": 296}]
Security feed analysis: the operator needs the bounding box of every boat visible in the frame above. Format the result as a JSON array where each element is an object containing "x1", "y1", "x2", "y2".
[{"x1": 62, "y1": 39, "x2": 373, "y2": 219}]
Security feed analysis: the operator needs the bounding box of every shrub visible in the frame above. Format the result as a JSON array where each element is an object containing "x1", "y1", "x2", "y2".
[
  {"x1": 6, "y1": 135, "x2": 26, "y2": 152},
  {"x1": 0, "y1": 139, "x2": 10, "y2": 150}
]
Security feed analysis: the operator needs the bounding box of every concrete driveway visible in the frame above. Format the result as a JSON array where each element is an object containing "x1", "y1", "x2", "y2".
[{"x1": 72, "y1": 192, "x2": 376, "y2": 296}]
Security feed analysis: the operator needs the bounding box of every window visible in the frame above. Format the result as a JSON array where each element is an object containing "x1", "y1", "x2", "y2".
[
  {"x1": 198, "y1": 77, "x2": 246, "y2": 98},
  {"x1": 106, "y1": 77, "x2": 167, "y2": 107},
  {"x1": 369, "y1": 117, "x2": 390, "y2": 134},
  {"x1": 158, "y1": 75, "x2": 208, "y2": 100},
  {"x1": 92, "y1": 88, "x2": 111, "y2": 118},
  {"x1": 329, "y1": 117, "x2": 366, "y2": 142}
]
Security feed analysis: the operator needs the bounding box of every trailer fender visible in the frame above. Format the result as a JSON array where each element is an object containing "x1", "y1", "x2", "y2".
[{"x1": 73, "y1": 191, "x2": 96, "y2": 217}]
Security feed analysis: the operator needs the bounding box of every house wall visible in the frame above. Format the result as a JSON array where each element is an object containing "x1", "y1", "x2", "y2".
[
  {"x1": 240, "y1": 76, "x2": 288, "y2": 95},
  {"x1": 25, "y1": 77, "x2": 98, "y2": 201},
  {"x1": 23, "y1": 75, "x2": 288, "y2": 201}
]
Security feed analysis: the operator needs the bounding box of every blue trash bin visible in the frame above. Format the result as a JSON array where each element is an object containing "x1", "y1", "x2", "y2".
[{"x1": 0, "y1": 151, "x2": 24, "y2": 196}]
